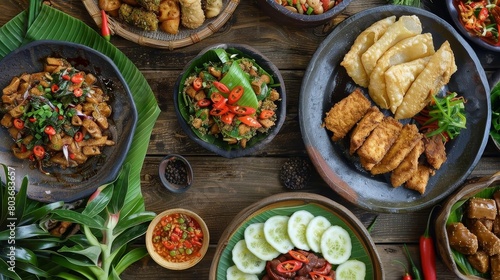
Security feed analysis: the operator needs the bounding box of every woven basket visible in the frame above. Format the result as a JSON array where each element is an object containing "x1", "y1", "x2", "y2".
[{"x1": 82, "y1": 0, "x2": 240, "y2": 50}]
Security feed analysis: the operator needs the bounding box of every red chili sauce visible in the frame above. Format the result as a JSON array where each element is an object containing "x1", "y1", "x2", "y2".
[{"x1": 152, "y1": 213, "x2": 204, "y2": 262}]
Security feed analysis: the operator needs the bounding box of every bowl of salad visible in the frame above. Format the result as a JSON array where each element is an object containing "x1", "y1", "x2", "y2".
[
  {"x1": 490, "y1": 70, "x2": 500, "y2": 151},
  {"x1": 174, "y1": 44, "x2": 286, "y2": 158},
  {"x1": 446, "y1": 0, "x2": 500, "y2": 52}
]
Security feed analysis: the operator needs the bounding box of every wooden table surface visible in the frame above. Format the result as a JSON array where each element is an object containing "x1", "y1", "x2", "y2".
[{"x1": 2, "y1": 0, "x2": 500, "y2": 279}]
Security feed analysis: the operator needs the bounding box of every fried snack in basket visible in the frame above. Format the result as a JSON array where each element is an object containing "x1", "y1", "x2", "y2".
[
  {"x1": 205, "y1": 0, "x2": 223, "y2": 18},
  {"x1": 159, "y1": 0, "x2": 181, "y2": 34},
  {"x1": 179, "y1": 0, "x2": 205, "y2": 29},
  {"x1": 341, "y1": 16, "x2": 396, "y2": 88}
]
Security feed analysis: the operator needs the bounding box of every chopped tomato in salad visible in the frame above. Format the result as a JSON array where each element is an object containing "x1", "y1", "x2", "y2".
[{"x1": 455, "y1": 0, "x2": 500, "y2": 46}]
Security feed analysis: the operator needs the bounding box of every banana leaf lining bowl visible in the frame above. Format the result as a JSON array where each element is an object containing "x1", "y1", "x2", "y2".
[
  {"x1": 173, "y1": 43, "x2": 286, "y2": 158},
  {"x1": 0, "y1": 40, "x2": 137, "y2": 202}
]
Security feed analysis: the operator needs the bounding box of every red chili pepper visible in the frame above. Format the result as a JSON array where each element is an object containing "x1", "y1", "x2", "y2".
[
  {"x1": 213, "y1": 98, "x2": 228, "y2": 110},
  {"x1": 228, "y1": 105, "x2": 256, "y2": 116},
  {"x1": 13, "y1": 118, "x2": 24, "y2": 130},
  {"x1": 192, "y1": 77, "x2": 203, "y2": 91},
  {"x1": 44, "y1": 125, "x2": 56, "y2": 136},
  {"x1": 33, "y1": 145, "x2": 45, "y2": 159},
  {"x1": 210, "y1": 106, "x2": 229, "y2": 116},
  {"x1": 478, "y1": 7, "x2": 489, "y2": 22},
  {"x1": 71, "y1": 73, "x2": 84, "y2": 84},
  {"x1": 197, "y1": 98, "x2": 211, "y2": 107},
  {"x1": 210, "y1": 92, "x2": 224, "y2": 103},
  {"x1": 259, "y1": 110, "x2": 274, "y2": 119},
  {"x1": 213, "y1": 81, "x2": 230, "y2": 94},
  {"x1": 309, "y1": 272, "x2": 333, "y2": 280},
  {"x1": 74, "y1": 131, "x2": 84, "y2": 142},
  {"x1": 238, "y1": 116, "x2": 262, "y2": 128},
  {"x1": 101, "y1": 10, "x2": 111, "y2": 41},
  {"x1": 29, "y1": 117, "x2": 36, "y2": 123},
  {"x1": 312, "y1": 262, "x2": 331, "y2": 275},
  {"x1": 288, "y1": 250, "x2": 309, "y2": 263},
  {"x1": 73, "y1": 88, "x2": 83, "y2": 97},
  {"x1": 228, "y1": 85, "x2": 244, "y2": 104},
  {"x1": 62, "y1": 74, "x2": 70, "y2": 81},
  {"x1": 420, "y1": 206, "x2": 437, "y2": 280},
  {"x1": 220, "y1": 112, "x2": 235, "y2": 125},
  {"x1": 69, "y1": 153, "x2": 76, "y2": 160},
  {"x1": 321, "y1": 0, "x2": 330, "y2": 11},
  {"x1": 276, "y1": 260, "x2": 303, "y2": 273},
  {"x1": 51, "y1": 84, "x2": 59, "y2": 93}
]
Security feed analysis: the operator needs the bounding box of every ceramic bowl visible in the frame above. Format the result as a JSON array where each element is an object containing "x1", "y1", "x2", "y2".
[
  {"x1": 174, "y1": 43, "x2": 286, "y2": 158},
  {"x1": 146, "y1": 208, "x2": 210, "y2": 270},
  {"x1": 445, "y1": 0, "x2": 500, "y2": 52},
  {"x1": 0, "y1": 40, "x2": 137, "y2": 203},
  {"x1": 435, "y1": 172, "x2": 500, "y2": 279},
  {"x1": 158, "y1": 154, "x2": 193, "y2": 193},
  {"x1": 256, "y1": 0, "x2": 353, "y2": 27}
]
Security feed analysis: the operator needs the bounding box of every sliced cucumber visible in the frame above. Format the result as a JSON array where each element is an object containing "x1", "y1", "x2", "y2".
[
  {"x1": 287, "y1": 210, "x2": 314, "y2": 250},
  {"x1": 231, "y1": 239, "x2": 266, "y2": 274},
  {"x1": 306, "y1": 215, "x2": 332, "y2": 253},
  {"x1": 335, "y1": 259, "x2": 366, "y2": 280},
  {"x1": 320, "y1": 225, "x2": 352, "y2": 264},
  {"x1": 226, "y1": 265, "x2": 259, "y2": 280},
  {"x1": 263, "y1": 215, "x2": 295, "y2": 254},
  {"x1": 244, "y1": 223, "x2": 280, "y2": 261}
]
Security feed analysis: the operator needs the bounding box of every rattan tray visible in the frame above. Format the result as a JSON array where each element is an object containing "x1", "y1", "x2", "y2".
[{"x1": 82, "y1": 0, "x2": 239, "y2": 50}]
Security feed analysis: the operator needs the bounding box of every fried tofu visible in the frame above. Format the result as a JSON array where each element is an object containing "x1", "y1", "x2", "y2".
[
  {"x1": 324, "y1": 89, "x2": 372, "y2": 141},
  {"x1": 370, "y1": 123, "x2": 422, "y2": 175},
  {"x1": 349, "y1": 106, "x2": 384, "y2": 155},
  {"x1": 356, "y1": 116, "x2": 403, "y2": 169},
  {"x1": 391, "y1": 139, "x2": 425, "y2": 187},
  {"x1": 424, "y1": 134, "x2": 447, "y2": 170},
  {"x1": 405, "y1": 163, "x2": 432, "y2": 194},
  {"x1": 467, "y1": 251, "x2": 490, "y2": 273},
  {"x1": 470, "y1": 220, "x2": 500, "y2": 256}
]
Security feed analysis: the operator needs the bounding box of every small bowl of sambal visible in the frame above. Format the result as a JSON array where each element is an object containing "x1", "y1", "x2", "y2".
[{"x1": 146, "y1": 208, "x2": 209, "y2": 270}]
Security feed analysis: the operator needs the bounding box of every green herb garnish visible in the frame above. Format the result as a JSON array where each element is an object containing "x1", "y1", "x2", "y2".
[{"x1": 491, "y1": 81, "x2": 500, "y2": 145}]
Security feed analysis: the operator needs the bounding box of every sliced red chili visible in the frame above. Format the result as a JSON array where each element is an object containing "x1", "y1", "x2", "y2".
[
  {"x1": 197, "y1": 98, "x2": 211, "y2": 107},
  {"x1": 62, "y1": 74, "x2": 70, "y2": 81},
  {"x1": 259, "y1": 110, "x2": 275, "y2": 119},
  {"x1": 192, "y1": 77, "x2": 203, "y2": 91},
  {"x1": 228, "y1": 85, "x2": 244, "y2": 104},
  {"x1": 210, "y1": 106, "x2": 229, "y2": 116},
  {"x1": 276, "y1": 260, "x2": 303, "y2": 273},
  {"x1": 309, "y1": 272, "x2": 333, "y2": 280},
  {"x1": 33, "y1": 145, "x2": 45, "y2": 159},
  {"x1": 51, "y1": 84, "x2": 59, "y2": 93},
  {"x1": 321, "y1": 0, "x2": 330, "y2": 11},
  {"x1": 71, "y1": 73, "x2": 84, "y2": 84},
  {"x1": 221, "y1": 112, "x2": 235, "y2": 125},
  {"x1": 238, "y1": 116, "x2": 262, "y2": 128},
  {"x1": 213, "y1": 98, "x2": 228, "y2": 110},
  {"x1": 312, "y1": 262, "x2": 331, "y2": 275},
  {"x1": 210, "y1": 92, "x2": 224, "y2": 103},
  {"x1": 228, "y1": 105, "x2": 256, "y2": 116},
  {"x1": 29, "y1": 117, "x2": 36, "y2": 123},
  {"x1": 73, "y1": 88, "x2": 83, "y2": 97},
  {"x1": 44, "y1": 125, "x2": 56, "y2": 136},
  {"x1": 288, "y1": 250, "x2": 309, "y2": 263},
  {"x1": 69, "y1": 153, "x2": 76, "y2": 160},
  {"x1": 13, "y1": 118, "x2": 24, "y2": 130},
  {"x1": 213, "y1": 81, "x2": 230, "y2": 94},
  {"x1": 74, "y1": 131, "x2": 84, "y2": 142},
  {"x1": 478, "y1": 7, "x2": 488, "y2": 22}
]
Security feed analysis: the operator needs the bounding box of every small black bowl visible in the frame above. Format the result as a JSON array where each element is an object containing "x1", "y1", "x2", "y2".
[
  {"x1": 445, "y1": 0, "x2": 500, "y2": 52},
  {"x1": 158, "y1": 154, "x2": 193, "y2": 193},
  {"x1": 256, "y1": 0, "x2": 353, "y2": 27}
]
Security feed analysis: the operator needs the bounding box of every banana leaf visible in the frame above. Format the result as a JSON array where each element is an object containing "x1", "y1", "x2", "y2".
[
  {"x1": 0, "y1": 3, "x2": 160, "y2": 209},
  {"x1": 491, "y1": 81, "x2": 500, "y2": 145}
]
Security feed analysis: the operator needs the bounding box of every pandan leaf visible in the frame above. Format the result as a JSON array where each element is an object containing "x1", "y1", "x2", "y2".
[
  {"x1": 113, "y1": 247, "x2": 148, "y2": 275},
  {"x1": 491, "y1": 82, "x2": 500, "y2": 144},
  {"x1": 117, "y1": 196, "x2": 147, "y2": 220},
  {"x1": 59, "y1": 245, "x2": 101, "y2": 266},
  {"x1": 53, "y1": 272, "x2": 87, "y2": 280},
  {"x1": 13, "y1": 247, "x2": 38, "y2": 265},
  {"x1": 0, "y1": 224, "x2": 47, "y2": 240},
  {"x1": 82, "y1": 184, "x2": 113, "y2": 218},
  {"x1": 109, "y1": 267, "x2": 121, "y2": 280},
  {"x1": 0, "y1": 258, "x2": 22, "y2": 280},
  {"x1": 108, "y1": 164, "x2": 130, "y2": 215},
  {"x1": 111, "y1": 223, "x2": 148, "y2": 252},
  {"x1": 51, "y1": 210, "x2": 105, "y2": 230},
  {"x1": 15, "y1": 261, "x2": 49, "y2": 278},
  {"x1": 16, "y1": 237, "x2": 65, "y2": 251},
  {"x1": 113, "y1": 212, "x2": 155, "y2": 236},
  {"x1": 19, "y1": 201, "x2": 64, "y2": 226},
  {"x1": 14, "y1": 177, "x2": 28, "y2": 221},
  {"x1": 50, "y1": 254, "x2": 99, "y2": 278}
]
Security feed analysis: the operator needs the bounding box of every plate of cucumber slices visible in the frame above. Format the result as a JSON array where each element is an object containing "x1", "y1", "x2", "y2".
[{"x1": 209, "y1": 192, "x2": 383, "y2": 280}]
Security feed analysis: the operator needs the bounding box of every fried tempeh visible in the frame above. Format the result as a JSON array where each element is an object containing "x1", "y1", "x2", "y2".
[
  {"x1": 470, "y1": 220, "x2": 500, "y2": 256},
  {"x1": 391, "y1": 139, "x2": 425, "y2": 187},
  {"x1": 370, "y1": 123, "x2": 422, "y2": 175},
  {"x1": 356, "y1": 116, "x2": 403, "y2": 169},
  {"x1": 467, "y1": 251, "x2": 490, "y2": 273},
  {"x1": 447, "y1": 222, "x2": 478, "y2": 255},
  {"x1": 424, "y1": 134, "x2": 447, "y2": 170},
  {"x1": 404, "y1": 163, "x2": 432, "y2": 194},
  {"x1": 324, "y1": 89, "x2": 372, "y2": 141},
  {"x1": 467, "y1": 198, "x2": 497, "y2": 220},
  {"x1": 349, "y1": 106, "x2": 384, "y2": 155}
]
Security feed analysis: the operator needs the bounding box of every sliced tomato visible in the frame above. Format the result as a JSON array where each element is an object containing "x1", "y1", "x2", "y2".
[
  {"x1": 192, "y1": 77, "x2": 203, "y2": 91},
  {"x1": 197, "y1": 98, "x2": 211, "y2": 107},
  {"x1": 288, "y1": 250, "x2": 309, "y2": 263},
  {"x1": 33, "y1": 145, "x2": 45, "y2": 159},
  {"x1": 276, "y1": 260, "x2": 303, "y2": 273},
  {"x1": 210, "y1": 106, "x2": 229, "y2": 116},
  {"x1": 213, "y1": 81, "x2": 230, "y2": 94},
  {"x1": 259, "y1": 110, "x2": 275, "y2": 119},
  {"x1": 162, "y1": 240, "x2": 176, "y2": 250},
  {"x1": 221, "y1": 112, "x2": 235, "y2": 125},
  {"x1": 238, "y1": 116, "x2": 262, "y2": 128},
  {"x1": 228, "y1": 85, "x2": 244, "y2": 104},
  {"x1": 228, "y1": 105, "x2": 256, "y2": 115},
  {"x1": 13, "y1": 118, "x2": 24, "y2": 130},
  {"x1": 210, "y1": 92, "x2": 224, "y2": 103}
]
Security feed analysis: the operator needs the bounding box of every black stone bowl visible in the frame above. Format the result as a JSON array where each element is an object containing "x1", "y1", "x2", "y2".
[
  {"x1": 0, "y1": 40, "x2": 137, "y2": 202},
  {"x1": 173, "y1": 43, "x2": 286, "y2": 158}
]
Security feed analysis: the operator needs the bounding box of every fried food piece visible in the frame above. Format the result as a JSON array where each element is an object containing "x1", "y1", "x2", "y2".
[
  {"x1": 341, "y1": 16, "x2": 396, "y2": 87},
  {"x1": 137, "y1": 0, "x2": 160, "y2": 11},
  {"x1": 467, "y1": 251, "x2": 489, "y2": 273},
  {"x1": 395, "y1": 41, "x2": 457, "y2": 119},
  {"x1": 119, "y1": 3, "x2": 159, "y2": 31},
  {"x1": 386, "y1": 56, "x2": 431, "y2": 114},
  {"x1": 391, "y1": 139, "x2": 425, "y2": 187},
  {"x1": 467, "y1": 198, "x2": 497, "y2": 220},
  {"x1": 349, "y1": 106, "x2": 384, "y2": 155},
  {"x1": 405, "y1": 163, "x2": 432, "y2": 194},
  {"x1": 356, "y1": 116, "x2": 403, "y2": 168},
  {"x1": 361, "y1": 15, "x2": 422, "y2": 77},
  {"x1": 368, "y1": 33, "x2": 435, "y2": 109},
  {"x1": 324, "y1": 89, "x2": 372, "y2": 141},
  {"x1": 159, "y1": 0, "x2": 181, "y2": 34},
  {"x1": 470, "y1": 220, "x2": 500, "y2": 256},
  {"x1": 447, "y1": 222, "x2": 478, "y2": 255},
  {"x1": 370, "y1": 124, "x2": 422, "y2": 175},
  {"x1": 179, "y1": 0, "x2": 205, "y2": 29},
  {"x1": 423, "y1": 134, "x2": 447, "y2": 170},
  {"x1": 99, "y1": 0, "x2": 122, "y2": 16},
  {"x1": 491, "y1": 254, "x2": 500, "y2": 280},
  {"x1": 205, "y1": 0, "x2": 223, "y2": 18}
]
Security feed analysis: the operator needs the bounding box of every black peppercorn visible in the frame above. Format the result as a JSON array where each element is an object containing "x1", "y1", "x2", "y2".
[
  {"x1": 164, "y1": 159, "x2": 188, "y2": 185},
  {"x1": 280, "y1": 158, "x2": 312, "y2": 190}
]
